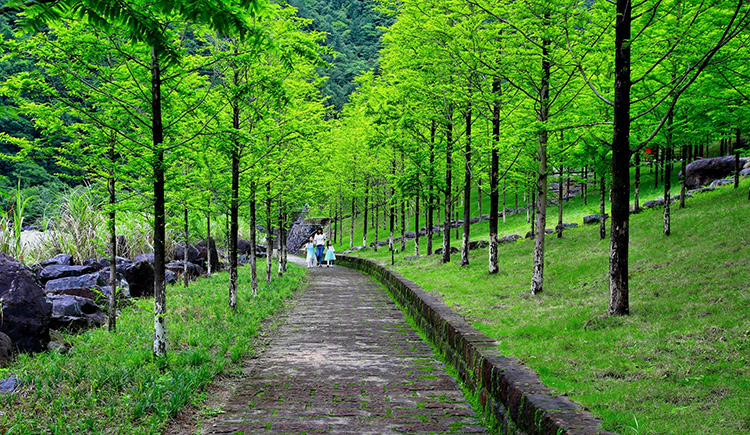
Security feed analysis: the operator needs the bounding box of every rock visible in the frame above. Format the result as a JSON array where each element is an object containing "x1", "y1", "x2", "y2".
[
  {"x1": 498, "y1": 234, "x2": 522, "y2": 244},
  {"x1": 404, "y1": 255, "x2": 423, "y2": 260},
  {"x1": 48, "y1": 295, "x2": 106, "y2": 332},
  {"x1": 0, "y1": 253, "x2": 52, "y2": 353},
  {"x1": 688, "y1": 187, "x2": 715, "y2": 194},
  {"x1": 47, "y1": 330, "x2": 71, "y2": 355},
  {"x1": 525, "y1": 229, "x2": 554, "y2": 238},
  {"x1": 468, "y1": 240, "x2": 490, "y2": 250},
  {"x1": 338, "y1": 250, "x2": 353, "y2": 254},
  {"x1": 38, "y1": 264, "x2": 98, "y2": 282},
  {"x1": 0, "y1": 333, "x2": 13, "y2": 367},
  {"x1": 583, "y1": 214, "x2": 606, "y2": 225},
  {"x1": 164, "y1": 270, "x2": 177, "y2": 285},
  {"x1": 134, "y1": 253, "x2": 155, "y2": 264},
  {"x1": 710, "y1": 178, "x2": 733, "y2": 188},
  {"x1": 45, "y1": 273, "x2": 104, "y2": 294},
  {"x1": 404, "y1": 232, "x2": 417, "y2": 239},
  {"x1": 351, "y1": 245, "x2": 365, "y2": 251},
  {"x1": 679, "y1": 156, "x2": 748, "y2": 188},
  {"x1": 195, "y1": 238, "x2": 220, "y2": 272},
  {"x1": 40, "y1": 254, "x2": 73, "y2": 267},
  {"x1": 166, "y1": 261, "x2": 202, "y2": 280},
  {"x1": 116, "y1": 261, "x2": 154, "y2": 298},
  {"x1": 434, "y1": 246, "x2": 459, "y2": 255},
  {"x1": 557, "y1": 222, "x2": 578, "y2": 230},
  {"x1": 642, "y1": 198, "x2": 665, "y2": 209},
  {"x1": 98, "y1": 256, "x2": 132, "y2": 268},
  {"x1": 82, "y1": 259, "x2": 104, "y2": 271},
  {"x1": 480, "y1": 214, "x2": 491, "y2": 221},
  {"x1": 741, "y1": 168, "x2": 750, "y2": 177},
  {"x1": 369, "y1": 240, "x2": 390, "y2": 248},
  {"x1": 174, "y1": 242, "x2": 200, "y2": 263},
  {"x1": 469, "y1": 217, "x2": 481, "y2": 224},
  {"x1": 0, "y1": 377, "x2": 19, "y2": 393}
]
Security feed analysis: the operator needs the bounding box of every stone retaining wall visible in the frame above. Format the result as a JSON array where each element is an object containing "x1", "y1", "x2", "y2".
[{"x1": 337, "y1": 255, "x2": 617, "y2": 435}]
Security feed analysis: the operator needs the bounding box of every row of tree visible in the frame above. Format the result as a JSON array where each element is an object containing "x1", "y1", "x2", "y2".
[
  {"x1": 1, "y1": 0, "x2": 333, "y2": 357},
  {"x1": 316, "y1": 0, "x2": 750, "y2": 317}
]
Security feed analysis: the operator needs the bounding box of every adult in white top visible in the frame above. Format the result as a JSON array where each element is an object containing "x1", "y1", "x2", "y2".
[{"x1": 313, "y1": 228, "x2": 327, "y2": 266}]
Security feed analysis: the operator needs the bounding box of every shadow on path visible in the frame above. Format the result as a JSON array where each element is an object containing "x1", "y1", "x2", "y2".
[{"x1": 203, "y1": 257, "x2": 488, "y2": 434}]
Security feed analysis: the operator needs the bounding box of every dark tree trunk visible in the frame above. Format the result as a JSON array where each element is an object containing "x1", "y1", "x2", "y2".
[
  {"x1": 680, "y1": 145, "x2": 687, "y2": 209},
  {"x1": 183, "y1": 208, "x2": 189, "y2": 288},
  {"x1": 427, "y1": 121, "x2": 436, "y2": 255},
  {"x1": 277, "y1": 200, "x2": 284, "y2": 277},
  {"x1": 363, "y1": 180, "x2": 369, "y2": 247},
  {"x1": 489, "y1": 76, "x2": 501, "y2": 274},
  {"x1": 390, "y1": 155, "x2": 396, "y2": 252},
  {"x1": 557, "y1": 163, "x2": 564, "y2": 239},
  {"x1": 600, "y1": 176, "x2": 607, "y2": 240},
  {"x1": 250, "y1": 182, "x2": 257, "y2": 296},
  {"x1": 229, "y1": 100, "x2": 240, "y2": 310},
  {"x1": 735, "y1": 151, "x2": 741, "y2": 189},
  {"x1": 442, "y1": 112, "x2": 453, "y2": 264},
  {"x1": 415, "y1": 191, "x2": 420, "y2": 256},
  {"x1": 583, "y1": 165, "x2": 588, "y2": 206},
  {"x1": 530, "y1": 190, "x2": 536, "y2": 236},
  {"x1": 350, "y1": 193, "x2": 355, "y2": 250},
  {"x1": 107, "y1": 136, "x2": 117, "y2": 333},
  {"x1": 664, "y1": 147, "x2": 672, "y2": 236},
  {"x1": 608, "y1": 0, "x2": 631, "y2": 316},
  {"x1": 531, "y1": 29, "x2": 550, "y2": 296},
  {"x1": 462, "y1": 102, "x2": 471, "y2": 267},
  {"x1": 266, "y1": 183, "x2": 273, "y2": 284},
  {"x1": 151, "y1": 47, "x2": 167, "y2": 358},
  {"x1": 206, "y1": 198, "x2": 212, "y2": 277},
  {"x1": 401, "y1": 152, "x2": 406, "y2": 252},
  {"x1": 374, "y1": 188, "x2": 379, "y2": 252},
  {"x1": 653, "y1": 145, "x2": 659, "y2": 188},
  {"x1": 634, "y1": 152, "x2": 640, "y2": 213}
]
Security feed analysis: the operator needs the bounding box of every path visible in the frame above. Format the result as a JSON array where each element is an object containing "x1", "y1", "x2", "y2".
[{"x1": 203, "y1": 257, "x2": 488, "y2": 434}]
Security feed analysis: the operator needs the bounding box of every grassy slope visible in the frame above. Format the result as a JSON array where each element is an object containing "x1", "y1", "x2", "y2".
[
  {"x1": 1, "y1": 261, "x2": 305, "y2": 435},
  {"x1": 335, "y1": 168, "x2": 750, "y2": 435}
]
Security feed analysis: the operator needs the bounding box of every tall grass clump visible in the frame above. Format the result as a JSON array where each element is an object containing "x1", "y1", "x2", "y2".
[{"x1": 0, "y1": 261, "x2": 305, "y2": 434}]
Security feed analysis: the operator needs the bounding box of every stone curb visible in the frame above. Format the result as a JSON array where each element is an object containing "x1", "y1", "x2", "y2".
[{"x1": 337, "y1": 255, "x2": 617, "y2": 435}]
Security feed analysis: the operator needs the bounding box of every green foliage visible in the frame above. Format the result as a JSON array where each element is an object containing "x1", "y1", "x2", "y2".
[{"x1": 0, "y1": 262, "x2": 306, "y2": 434}]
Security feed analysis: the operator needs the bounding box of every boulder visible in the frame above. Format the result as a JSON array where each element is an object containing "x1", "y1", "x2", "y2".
[
  {"x1": 116, "y1": 261, "x2": 154, "y2": 298},
  {"x1": 40, "y1": 254, "x2": 73, "y2": 267},
  {"x1": 688, "y1": 187, "x2": 715, "y2": 195},
  {"x1": 82, "y1": 259, "x2": 104, "y2": 271},
  {"x1": 557, "y1": 222, "x2": 578, "y2": 230},
  {"x1": 525, "y1": 229, "x2": 555, "y2": 238},
  {"x1": 642, "y1": 198, "x2": 665, "y2": 209},
  {"x1": 480, "y1": 214, "x2": 491, "y2": 221},
  {"x1": 48, "y1": 295, "x2": 106, "y2": 332},
  {"x1": 0, "y1": 253, "x2": 52, "y2": 353},
  {"x1": 680, "y1": 156, "x2": 748, "y2": 188},
  {"x1": 237, "y1": 239, "x2": 253, "y2": 256},
  {"x1": 0, "y1": 333, "x2": 13, "y2": 367},
  {"x1": 741, "y1": 168, "x2": 750, "y2": 177},
  {"x1": 404, "y1": 255, "x2": 423, "y2": 260},
  {"x1": 38, "y1": 264, "x2": 98, "y2": 283},
  {"x1": 0, "y1": 378, "x2": 19, "y2": 393},
  {"x1": 45, "y1": 273, "x2": 104, "y2": 294},
  {"x1": 434, "y1": 246, "x2": 459, "y2": 255},
  {"x1": 369, "y1": 240, "x2": 389, "y2": 248},
  {"x1": 469, "y1": 217, "x2": 481, "y2": 224},
  {"x1": 134, "y1": 253, "x2": 155, "y2": 264},
  {"x1": 404, "y1": 232, "x2": 417, "y2": 239},
  {"x1": 166, "y1": 261, "x2": 202, "y2": 280},
  {"x1": 498, "y1": 234, "x2": 522, "y2": 244},
  {"x1": 174, "y1": 242, "x2": 200, "y2": 263},
  {"x1": 195, "y1": 238, "x2": 220, "y2": 272},
  {"x1": 98, "y1": 256, "x2": 132, "y2": 268},
  {"x1": 710, "y1": 178, "x2": 733, "y2": 188},
  {"x1": 468, "y1": 240, "x2": 490, "y2": 250},
  {"x1": 351, "y1": 245, "x2": 365, "y2": 251},
  {"x1": 583, "y1": 214, "x2": 606, "y2": 225},
  {"x1": 164, "y1": 270, "x2": 177, "y2": 285},
  {"x1": 47, "y1": 330, "x2": 71, "y2": 355}
]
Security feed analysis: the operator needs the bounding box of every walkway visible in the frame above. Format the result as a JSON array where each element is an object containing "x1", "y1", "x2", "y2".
[{"x1": 203, "y1": 257, "x2": 488, "y2": 434}]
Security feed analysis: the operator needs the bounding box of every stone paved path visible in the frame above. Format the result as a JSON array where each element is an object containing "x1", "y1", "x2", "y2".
[{"x1": 203, "y1": 258, "x2": 488, "y2": 434}]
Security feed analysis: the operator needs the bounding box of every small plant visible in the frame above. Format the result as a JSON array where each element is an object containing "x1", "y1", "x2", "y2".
[{"x1": 0, "y1": 179, "x2": 35, "y2": 262}]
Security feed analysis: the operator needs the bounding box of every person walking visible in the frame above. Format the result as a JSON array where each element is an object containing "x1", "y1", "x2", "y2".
[
  {"x1": 305, "y1": 236, "x2": 316, "y2": 268},
  {"x1": 313, "y1": 228, "x2": 327, "y2": 267},
  {"x1": 324, "y1": 240, "x2": 336, "y2": 267}
]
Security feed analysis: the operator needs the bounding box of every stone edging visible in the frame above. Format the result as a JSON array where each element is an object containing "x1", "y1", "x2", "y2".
[{"x1": 337, "y1": 255, "x2": 617, "y2": 435}]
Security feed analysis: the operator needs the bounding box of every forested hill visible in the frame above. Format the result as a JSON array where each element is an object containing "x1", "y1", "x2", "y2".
[{"x1": 288, "y1": 0, "x2": 393, "y2": 113}]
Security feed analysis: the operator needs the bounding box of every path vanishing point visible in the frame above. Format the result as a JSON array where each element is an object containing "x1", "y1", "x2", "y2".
[{"x1": 203, "y1": 257, "x2": 489, "y2": 434}]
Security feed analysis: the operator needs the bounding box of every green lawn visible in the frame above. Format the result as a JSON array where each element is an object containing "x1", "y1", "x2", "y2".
[
  {"x1": 0, "y1": 261, "x2": 305, "y2": 435},
  {"x1": 339, "y1": 169, "x2": 750, "y2": 435}
]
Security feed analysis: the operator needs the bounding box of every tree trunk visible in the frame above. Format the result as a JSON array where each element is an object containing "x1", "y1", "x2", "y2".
[
  {"x1": 427, "y1": 121, "x2": 436, "y2": 255},
  {"x1": 350, "y1": 194, "x2": 355, "y2": 250},
  {"x1": 443, "y1": 112, "x2": 452, "y2": 265},
  {"x1": 462, "y1": 102, "x2": 471, "y2": 268},
  {"x1": 206, "y1": 198, "x2": 212, "y2": 277},
  {"x1": 654, "y1": 145, "x2": 659, "y2": 188},
  {"x1": 680, "y1": 145, "x2": 687, "y2": 209},
  {"x1": 229, "y1": 100, "x2": 240, "y2": 310},
  {"x1": 363, "y1": 180, "x2": 369, "y2": 248},
  {"x1": 583, "y1": 165, "x2": 588, "y2": 206},
  {"x1": 557, "y1": 163, "x2": 563, "y2": 238},
  {"x1": 183, "y1": 208, "x2": 189, "y2": 288},
  {"x1": 502, "y1": 178, "x2": 507, "y2": 225},
  {"x1": 374, "y1": 190, "x2": 379, "y2": 252},
  {"x1": 250, "y1": 182, "x2": 257, "y2": 296},
  {"x1": 634, "y1": 152, "x2": 640, "y2": 213},
  {"x1": 600, "y1": 176, "x2": 607, "y2": 240},
  {"x1": 489, "y1": 76, "x2": 501, "y2": 274},
  {"x1": 151, "y1": 47, "x2": 167, "y2": 358},
  {"x1": 415, "y1": 191, "x2": 420, "y2": 256},
  {"x1": 608, "y1": 0, "x2": 631, "y2": 316},
  {"x1": 107, "y1": 136, "x2": 117, "y2": 333},
  {"x1": 530, "y1": 190, "x2": 536, "y2": 236},
  {"x1": 390, "y1": 155, "x2": 396, "y2": 252},
  {"x1": 531, "y1": 30, "x2": 550, "y2": 296},
  {"x1": 735, "y1": 151, "x2": 741, "y2": 189},
  {"x1": 277, "y1": 202, "x2": 285, "y2": 277},
  {"x1": 401, "y1": 153, "x2": 406, "y2": 252},
  {"x1": 663, "y1": 146, "x2": 672, "y2": 236},
  {"x1": 266, "y1": 183, "x2": 273, "y2": 284},
  {"x1": 477, "y1": 176, "x2": 482, "y2": 216}
]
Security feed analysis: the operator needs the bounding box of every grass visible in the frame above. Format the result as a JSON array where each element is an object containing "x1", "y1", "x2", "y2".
[
  {"x1": 0, "y1": 260, "x2": 305, "y2": 435},
  {"x1": 339, "y1": 167, "x2": 750, "y2": 435}
]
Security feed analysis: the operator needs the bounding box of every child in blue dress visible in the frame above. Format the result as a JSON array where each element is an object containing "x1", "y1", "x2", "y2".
[
  {"x1": 324, "y1": 240, "x2": 336, "y2": 267},
  {"x1": 305, "y1": 236, "x2": 316, "y2": 268}
]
